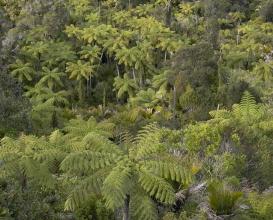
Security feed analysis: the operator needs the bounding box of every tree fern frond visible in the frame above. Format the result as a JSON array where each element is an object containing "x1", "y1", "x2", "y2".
[
  {"x1": 33, "y1": 149, "x2": 66, "y2": 173},
  {"x1": 81, "y1": 132, "x2": 122, "y2": 154},
  {"x1": 102, "y1": 160, "x2": 134, "y2": 210},
  {"x1": 22, "y1": 158, "x2": 55, "y2": 189},
  {"x1": 135, "y1": 123, "x2": 164, "y2": 159},
  {"x1": 64, "y1": 117, "x2": 114, "y2": 139},
  {"x1": 60, "y1": 151, "x2": 117, "y2": 173},
  {"x1": 233, "y1": 91, "x2": 260, "y2": 117},
  {"x1": 95, "y1": 120, "x2": 115, "y2": 136},
  {"x1": 143, "y1": 161, "x2": 193, "y2": 186},
  {"x1": 130, "y1": 192, "x2": 158, "y2": 220},
  {"x1": 139, "y1": 169, "x2": 175, "y2": 204},
  {"x1": 49, "y1": 130, "x2": 64, "y2": 144},
  {"x1": 134, "y1": 123, "x2": 161, "y2": 145},
  {"x1": 64, "y1": 170, "x2": 107, "y2": 211},
  {"x1": 0, "y1": 137, "x2": 19, "y2": 150},
  {"x1": 118, "y1": 131, "x2": 135, "y2": 145}
]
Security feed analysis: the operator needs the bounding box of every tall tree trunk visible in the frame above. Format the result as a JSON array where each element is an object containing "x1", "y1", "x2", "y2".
[
  {"x1": 51, "y1": 109, "x2": 58, "y2": 128},
  {"x1": 21, "y1": 173, "x2": 27, "y2": 192},
  {"x1": 102, "y1": 87, "x2": 106, "y2": 113},
  {"x1": 123, "y1": 195, "x2": 130, "y2": 220},
  {"x1": 116, "y1": 64, "x2": 120, "y2": 77},
  {"x1": 78, "y1": 78, "x2": 85, "y2": 105},
  {"x1": 165, "y1": 0, "x2": 172, "y2": 27},
  {"x1": 173, "y1": 85, "x2": 177, "y2": 111},
  {"x1": 236, "y1": 28, "x2": 240, "y2": 45},
  {"x1": 132, "y1": 68, "x2": 136, "y2": 82}
]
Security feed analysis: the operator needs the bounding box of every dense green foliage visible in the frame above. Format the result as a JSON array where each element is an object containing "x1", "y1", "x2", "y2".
[{"x1": 0, "y1": 0, "x2": 273, "y2": 219}]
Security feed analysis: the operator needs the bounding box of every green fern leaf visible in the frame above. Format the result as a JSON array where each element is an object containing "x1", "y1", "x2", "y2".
[{"x1": 139, "y1": 169, "x2": 175, "y2": 204}]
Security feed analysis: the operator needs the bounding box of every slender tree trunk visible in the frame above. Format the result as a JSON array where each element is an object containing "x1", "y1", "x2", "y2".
[
  {"x1": 21, "y1": 173, "x2": 27, "y2": 192},
  {"x1": 51, "y1": 109, "x2": 58, "y2": 128},
  {"x1": 89, "y1": 75, "x2": 92, "y2": 94},
  {"x1": 123, "y1": 195, "x2": 130, "y2": 220},
  {"x1": 78, "y1": 78, "x2": 85, "y2": 105},
  {"x1": 102, "y1": 87, "x2": 106, "y2": 113},
  {"x1": 116, "y1": 64, "x2": 120, "y2": 77},
  {"x1": 132, "y1": 68, "x2": 136, "y2": 82},
  {"x1": 236, "y1": 27, "x2": 240, "y2": 45},
  {"x1": 139, "y1": 70, "x2": 143, "y2": 88},
  {"x1": 173, "y1": 85, "x2": 176, "y2": 111},
  {"x1": 165, "y1": 0, "x2": 172, "y2": 27},
  {"x1": 86, "y1": 78, "x2": 89, "y2": 95}
]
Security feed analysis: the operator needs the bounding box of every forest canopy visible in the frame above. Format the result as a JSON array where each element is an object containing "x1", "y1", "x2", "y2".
[{"x1": 0, "y1": 0, "x2": 273, "y2": 219}]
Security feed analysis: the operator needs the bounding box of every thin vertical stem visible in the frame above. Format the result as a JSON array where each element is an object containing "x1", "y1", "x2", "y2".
[{"x1": 123, "y1": 195, "x2": 130, "y2": 220}]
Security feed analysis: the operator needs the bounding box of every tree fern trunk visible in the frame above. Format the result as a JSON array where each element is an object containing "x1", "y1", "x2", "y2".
[
  {"x1": 165, "y1": 0, "x2": 172, "y2": 27},
  {"x1": 78, "y1": 78, "x2": 85, "y2": 105},
  {"x1": 132, "y1": 68, "x2": 136, "y2": 82},
  {"x1": 102, "y1": 87, "x2": 106, "y2": 113},
  {"x1": 236, "y1": 28, "x2": 240, "y2": 45},
  {"x1": 116, "y1": 64, "x2": 120, "y2": 77},
  {"x1": 173, "y1": 85, "x2": 177, "y2": 111},
  {"x1": 123, "y1": 195, "x2": 130, "y2": 220},
  {"x1": 51, "y1": 109, "x2": 58, "y2": 128}
]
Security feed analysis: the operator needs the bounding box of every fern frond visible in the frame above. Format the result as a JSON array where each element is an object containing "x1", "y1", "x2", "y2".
[
  {"x1": 135, "y1": 123, "x2": 164, "y2": 159},
  {"x1": 102, "y1": 160, "x2": 133, "y2": 210},
  {"x1": 64, "y1": 170, "x2": 108, "y2": 211},
  {"x1": 134, "y1": 123, "x2": 161, "y2": 145},
  {"x1": 0, "y1": 137, "x2": 19, "y2": 150},
  {"x1": 130, "y1": 191, "x2": 158, "y2": 220},
  {"x1": 49, "y1": 130, "x2": 64, "y2": 144},
  {"x1": 64, "y1": 117, "x2": 114, "y2": 139},
  {"x1": 81, "y1": 132, "x2": 122, "y2": 154},
  {"x1": 22, "y1": 158, "x2": 55, "y2": 189},
  {"x1": 139, "y1": 169, "x2": 175, "y2": 204},
  {"x1": 33, "y1": 149, "x2": 66, "y2": 173},
  {"x1": 118, "y1": 131, "x2": 134, "y2": 145},
  {"x1": 60, "y1": 151, "x2": 117, "y2": 173},
  {"x1": 143, "y1": 161, "x2": 193, "y2": 186},
  {"x1": 233, "y1": 91, "x2": 260, "y2": 117}
]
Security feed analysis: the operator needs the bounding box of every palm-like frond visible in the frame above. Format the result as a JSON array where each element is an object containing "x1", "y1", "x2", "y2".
[
  {"x1": 102, "y1": 160, "x2": 134, "y2": 210},
  {"x1": 232, "y1": 91, "x2": 263, "y2": 121},
  {"x1": 60, "y1": 151, "x2": 117, "y2": 174},
  {"x1": 134, "y1": 123, "x2": 164, "y2": 159},
  {"x1": 130, "y1": 191, "x2": 158, "y2": 220},
  {"x1": 113, "y1": 74, "x2": 138, "y2": 99},
  {"x1": 66, "y1": 60, "x2": 95, "y2": 80},
  {"x1": 64, "y1": 170, "x2": 108, "y2": 211},
  {"x1": 138, "y1": 168, "x2": 175, "y2": 204},
  {"x1": 9, "y1": 59, "x2": 35, "y2": 82},
  {"x1": 38, "y1": 67, "x2": 65, "y2": 89},
  {"x1": 64, "y1": 117, "x2": 115, "y2": 139},
  {"x1": 144, "y1": 161, "x2": 193, "y2": 186}
]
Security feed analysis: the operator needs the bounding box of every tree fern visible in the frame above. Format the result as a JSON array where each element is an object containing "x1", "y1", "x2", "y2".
[
  {"x1": 9, "y1": 59, "x2": 35, "y2": 82},
  {"x1": 232, "y1": 91, "x2": 263, "y2": 122},
  {"x1": 61, "y1": 122, "x2": 195, "y2": 219},
  {"x1": 0, "y1": 135, "x2": 58, "y2": 189}
]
